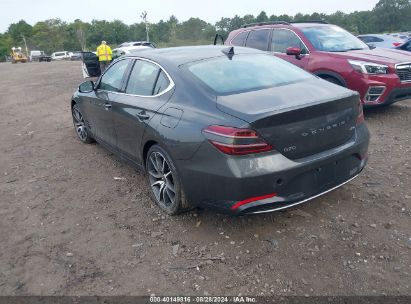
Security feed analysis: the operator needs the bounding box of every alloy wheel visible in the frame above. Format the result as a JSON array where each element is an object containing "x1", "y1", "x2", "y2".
[
  {"x1": 72, "y1": 105, "x2": 88, "y2": 141},
  {"x1": 147, "y1": 151, "x2": 176, "y2": 208}
]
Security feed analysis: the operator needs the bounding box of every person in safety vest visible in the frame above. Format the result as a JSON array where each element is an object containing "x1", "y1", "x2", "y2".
[{"x1": 96, "y1": 41, "x2": 112, "y2": 73}]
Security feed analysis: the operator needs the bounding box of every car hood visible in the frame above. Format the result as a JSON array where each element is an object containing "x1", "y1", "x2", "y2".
[{"x1": 330, "y1": 48, "x2": 411, "y2": 65}]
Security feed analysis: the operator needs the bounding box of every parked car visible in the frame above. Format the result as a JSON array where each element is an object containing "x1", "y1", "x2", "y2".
[
  {"x1": 70, "y1": 51, "x2": 82, "y2": 61},
  {"x1": 72, "y1": 46, "x2": 369, "y2": 215},
  {"x1": 357, "y1": 34, "x2": 407, "y2": 49},
  {"x1": 397, "y1": 39, "x2": 411, "y2": 52},
  {"x1": 225, "y1": 21, "x2": 411, "y2": 106},
  {"x1": 51, "y1": 51, "x2": 71, "y2": 60},
  {"x1": 113, "y1": 41, "x2": 156, "y2": 58},
  {"x1": 390, "y1": 32, "x2": 410, "y2": 40},
  {"x1": 29, "y1": 50, "x2": 51, "y2": 62}
]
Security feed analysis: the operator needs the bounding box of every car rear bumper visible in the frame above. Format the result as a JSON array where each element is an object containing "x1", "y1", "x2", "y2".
[
  {"x1": 177, "y1": 124, "x2": 370, "y2": 215},
  {"x1": 235, "y1": 173, "x2": 361, "y2": 214}
]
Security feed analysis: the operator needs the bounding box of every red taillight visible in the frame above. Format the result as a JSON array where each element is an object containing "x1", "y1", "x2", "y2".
[
  {"x1": 356, "y1": 102, "x2": 365, "y2": 125},
  {"x1": 231, "y1": 193, "x2": 277, "y2": 210},
  {"x1": 203, "y1": 125, "x2": 273, "y2": 155},
  {"x1": 203, "y1": 125, "x2": 259, "y2": 138},
  {"x1": 393, "y1": 42, "x2": 402, "y2": 47}
]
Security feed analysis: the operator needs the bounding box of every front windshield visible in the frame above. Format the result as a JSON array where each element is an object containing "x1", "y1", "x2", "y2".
[{"x1": 301, "y1": 25, "x2": 369, "y2": 52}]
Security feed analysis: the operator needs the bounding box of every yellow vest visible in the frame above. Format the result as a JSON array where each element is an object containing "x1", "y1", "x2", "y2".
[{"x1": 96, "y1": 44, "x2": 112, "y2": 61}]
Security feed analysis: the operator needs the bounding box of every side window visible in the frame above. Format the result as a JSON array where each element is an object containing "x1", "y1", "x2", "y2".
[
  {"x1": 245, "y1": 30, "x2": 271, "y2": 51},
  {"x1": 231, "y1": 31, "x2": 249, "y2": 46},
  {"x1": 153, "y1": 71, "x2": 170, "y2": 95},
  {"x1": 374, "y1": 37, "x2": 384, "y2": 42},
  {"x1": 359, "y1": 36, "x2": 372, "y2": 43},
  {"x1": 126, "y1": 60, "x2": 169, "y2": 96},
  {"x1": 99, "y1": 59, "x2": 130, "y2": 92},
  {"x1": 272, "y1": 29, "x2": 308, "y2": 54}
]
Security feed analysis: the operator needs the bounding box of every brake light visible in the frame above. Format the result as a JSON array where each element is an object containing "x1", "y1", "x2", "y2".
[
  {"x1": 393, "y1": 42, "x2": 402, "y2": 47},
  {"x1": 203, "y1": 125, "x2": 273, "y2": 155},
  {"x1": 356, "y1": 102, "x2": 365, "y2": 125}
]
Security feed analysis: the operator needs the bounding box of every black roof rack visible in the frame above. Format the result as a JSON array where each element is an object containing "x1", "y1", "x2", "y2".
[
  {"x1": 243, "y1": 21, "x2": 290, "y2": 28},
  {"x1": 291, "y1": 20, "x2": 329, "y2": 24}
]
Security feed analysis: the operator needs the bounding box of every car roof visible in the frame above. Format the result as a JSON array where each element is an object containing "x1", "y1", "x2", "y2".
[
  {"x1": 123, "y1": 45, "x2": 265, "y2": 68},
  {"x1": 291, "y1": 23, "x2": 331, "y2": 28},
  {"x1": 240, "y1": 22, "x2": 332, "y2": 30}
]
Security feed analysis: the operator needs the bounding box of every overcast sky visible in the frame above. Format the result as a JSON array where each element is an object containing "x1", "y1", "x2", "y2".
[{"x1": 1, "y1": 0, "x2": 380, "y2": 33}]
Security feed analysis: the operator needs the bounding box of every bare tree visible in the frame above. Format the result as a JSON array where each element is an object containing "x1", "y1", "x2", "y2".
[{"x1": 76, "y1": 23, "x2": 87, "y2": 51}]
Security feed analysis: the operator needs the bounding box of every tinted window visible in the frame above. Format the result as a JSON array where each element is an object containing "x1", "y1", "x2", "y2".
[
  {"x1": 231, "y1": 32, "x2": 249, "y2": 46},
  {"x1": 153, "y1": 71, "x2": 170, "y2": 95},
  {"x1": 99, "y1": 59, "x2": 130, "y2": 92},
  {"x1": 126, "y1": 60, "x2": 167, "y2": 96},
  {"x1": 245, "y1": 30, "x2": 270, "y2": 51},
  {"x1": 186, "y1": 54, "x2": 313, "y2": 95},
  {"x1": 272, "y1": 29, "x2": 308, "y2": 54},
  {"x1": 362, "y1": 36, "x2": 384, "y2": 43},
  {"x1": 358, "y1": 36, "x2": 372, "y2": 43}
]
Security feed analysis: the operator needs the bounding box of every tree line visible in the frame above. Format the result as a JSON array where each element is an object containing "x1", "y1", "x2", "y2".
[{"x1": 0, "y1": 0, "x2": 410, "y2": 61}]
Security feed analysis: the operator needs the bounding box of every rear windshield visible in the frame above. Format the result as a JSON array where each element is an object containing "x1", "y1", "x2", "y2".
[{"x1": 185, "y1": 54, "x2": 313, "y2": 95}]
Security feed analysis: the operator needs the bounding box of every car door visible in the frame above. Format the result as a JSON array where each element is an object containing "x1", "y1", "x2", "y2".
[
  {"x1": 85, "y1": 58, "x2": 132, "y2": 148},
  {"x1": 81, "y1": 52, "x2": 101, "y2": 78},
  {"x1": 271, "y1": 28, "x2": 310, "y2": 69},
  {"x1": 111, "y1": 58, "x2": 174, "y2": 165}
]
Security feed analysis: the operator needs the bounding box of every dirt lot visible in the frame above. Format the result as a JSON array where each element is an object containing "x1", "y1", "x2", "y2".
[{"x1": 0, "y1": 61, "x2": 410, "y2": 296}]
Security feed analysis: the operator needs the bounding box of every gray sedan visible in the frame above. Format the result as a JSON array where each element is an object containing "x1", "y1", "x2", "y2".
[{"x1": 72, "y1": 46, "x2": 369, "y2": 215}]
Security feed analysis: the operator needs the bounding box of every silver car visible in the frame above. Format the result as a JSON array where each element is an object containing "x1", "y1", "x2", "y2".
[{"x1": 358, "y1": 34, "x2": 407, "y2": 49}]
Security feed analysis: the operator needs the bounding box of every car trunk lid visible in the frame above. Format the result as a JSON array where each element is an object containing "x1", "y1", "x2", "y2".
[{"x1": 216, "y1": 79, "x2": 359, "y2": 160}]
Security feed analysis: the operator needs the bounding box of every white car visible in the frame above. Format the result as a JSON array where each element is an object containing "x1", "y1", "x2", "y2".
[
  {"x1": 51, "y1": 51, "x2": 71, "y2": 60},
  {"x1": 113, "y1": 41, "x2": 155, "y2": 58}
]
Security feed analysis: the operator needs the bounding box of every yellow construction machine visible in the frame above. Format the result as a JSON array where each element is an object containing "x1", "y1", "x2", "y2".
[{"x1": 11, "y1": 47, "x2": 28, "y2": 63}]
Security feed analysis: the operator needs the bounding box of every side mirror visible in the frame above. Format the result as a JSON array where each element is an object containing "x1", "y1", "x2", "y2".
[
  {"x1": 367, "y1": 43, "x2": 376, "y2": 50},
  {"x1": 79, "y1": 80, "x2": 94, "y2": 93},
  {"x1": 286, "y1": 47, "x2": 302, "y2": 57},
  {"x1": 214, "y1": 34, "x2": 225, "y2": 46}
]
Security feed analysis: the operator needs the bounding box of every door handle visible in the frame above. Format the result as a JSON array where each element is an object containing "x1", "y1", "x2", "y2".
[
  {"x1": 104, "y1": 103, "x2": 112, "y2": 110},
  {"x1": 136, "y1": 111, "x2": 150, "y2": 121}
]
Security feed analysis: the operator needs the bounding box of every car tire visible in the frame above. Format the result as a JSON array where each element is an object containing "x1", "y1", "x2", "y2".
[
  {"x1": 72, "y1": 103, "x2": 94, "y2": 144},
  {"x1": 146, "y1": 145, "x2": 191, "y2": 215}
]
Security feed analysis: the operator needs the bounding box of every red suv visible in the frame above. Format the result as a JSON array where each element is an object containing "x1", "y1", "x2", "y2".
[{"x1": 225, "y1": 21, "x2": 411, "y2": 107}]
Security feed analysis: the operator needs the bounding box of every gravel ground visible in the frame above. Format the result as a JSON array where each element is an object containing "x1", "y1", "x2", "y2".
[{"x1": 0, "y1": 61, "x2": 410, "y2": 296}]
